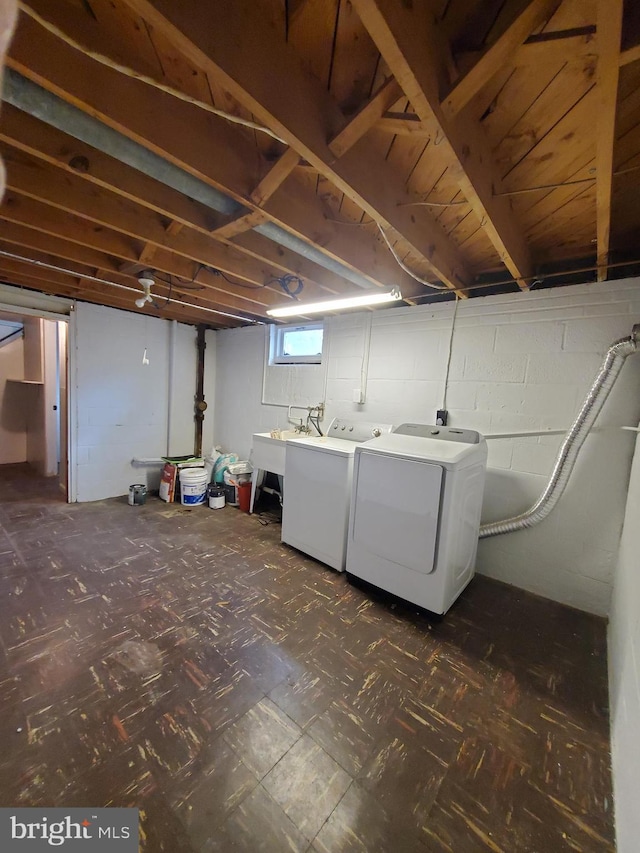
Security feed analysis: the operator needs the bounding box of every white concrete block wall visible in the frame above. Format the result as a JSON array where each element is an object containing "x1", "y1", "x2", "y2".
[
  {"x1": 214, "y1": 277, "x2": 640, "y2": 614},
  {"x1": 214, "y1": 324, "x2": 317, "y2": 460},
  {"x1": 73, "y1": 303, "x2": 208, "y2": 501},
  {"x1": 167, "y1": 322, "x2": 198, "y2": 458},
  {"x1": 609, "y1": 431, "x2": 640, "y2": 853}
]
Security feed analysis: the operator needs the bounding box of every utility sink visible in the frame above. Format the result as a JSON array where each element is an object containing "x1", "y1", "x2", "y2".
[{"x1": 251, "y1": 431, "x2": 309, "y2": 476}]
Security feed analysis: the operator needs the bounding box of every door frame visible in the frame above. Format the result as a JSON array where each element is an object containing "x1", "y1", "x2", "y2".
[{"x1": 0, "y1": 297, "x2": 76, "y2": 502}]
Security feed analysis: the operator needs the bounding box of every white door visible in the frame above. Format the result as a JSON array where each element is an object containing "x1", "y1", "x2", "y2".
[{"x1": 351, "y1": 451, "x2": 442, "y2": 575}]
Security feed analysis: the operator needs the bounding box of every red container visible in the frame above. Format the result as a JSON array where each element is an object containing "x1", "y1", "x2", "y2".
[{"x1": 237, "y1": 481, "x2": 251, "y2": 512}]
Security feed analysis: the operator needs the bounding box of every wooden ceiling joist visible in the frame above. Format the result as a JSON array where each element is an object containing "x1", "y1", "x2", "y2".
[
  {"x1": 0, "y1": 0, "x2": 637, "y2": 325},
  {"x1": 0, "y1": 104, "x2": 359, "y2": 300},
  {"x1": 595, "y1": 0, "x2": 624, "y2": 281},
  {"x1": 620, "y1": 43, "x2": 640, "y2": 67},
  {"x1": 119, "y1": 0, "x2": 471, "y2": 294},
  {"x1": 6, "y1": 10, "x2": 433, "y2": 301},
  {"x1": 329, "y1": 77, "x2": 402, "y2": 158},
  {"x1": 0, "y1": 252, "x2": 242, "y2": 326},
  {"x1": 249, "y1": 148, "x2": 301, "y2": 207},
  {"x1": 0, "y1": 144, "x2": 342, "y2": 303},
  {"x1": 352, "y1": 0, "x2": 534, "y2": 291},
  {"x1": 0, "y1": 195, "x2": 285, "y2": 315},
  {"x1": 208, "y1": 211, "x2": 270, "y2": 241},
  {"x1": 442, "y1": 0, "x2": 562, "y2": 119},
  {"x1": 375, "y1": 113, "x2": 434, "y2": 136},
  {"x1": 210, "y1": 149, "x2": 301, "y2": 239}
]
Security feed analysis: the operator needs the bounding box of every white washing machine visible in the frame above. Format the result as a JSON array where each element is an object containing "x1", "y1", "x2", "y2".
[
  {"x1": 346, "y1": 424, "x2": 487, "y2": 614},
  {"x1": 281, "y1": 419, "x2": 393, "y2": 571}
]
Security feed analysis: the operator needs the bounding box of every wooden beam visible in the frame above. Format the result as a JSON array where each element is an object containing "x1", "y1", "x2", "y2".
[
  {"x1": 620, "y1": 43, "x2": 640, "y2": 67},
  {"x1": 0, "y1": 145, "x2": 304, "y2": 292},
  {"x1": 7, "y1": 12, "x2": 438, "y2": 299},
  {"x1": 209, "y1": 211, "x2": 269, "y2": 240},
  {"x1": 329, "y1": 78, "x2": 402, "y2": 158},
  {"x1": 137, "y1": 242, "x2": 159, "y2": 266},
  {"x1": 0, "y1": 193, "x2": 286, "y2": 314},
  {"x1": 442, "y1": 0, "x2": 561, "y2": 119},
  {"x1": 137, "y1": 224, "x2": 180, "y2": 266},
  {"x1": 352, "y1": 0, "x2": 533, "y2": 289},
  {"x1": 249, "y1": 147, "x2": 301, "y2": 206},
  {"x1": 0, "y1": 263, "x2": 239, "y2": 327},
  {"x1": 514, "y1": 33, "x2": 596, "y2": 73},
  {"x1": 455, "y1": 33, "x2": 597, "y2": 78},
  {"x1": 210, "y1": 149, "x2": 300, "y2": 238},
  {"x1": 0, "y1": 103, "x2": 224, "y2": 230},
  {"x1": 120, "y1": 0, "x2": 471, "y2": 293},
  {"x1": 595, "y1": 0, "x2": 624, "y2": 281},
  {"x1": 0, "y1": 109, "x2": 356, "y2": 297},
  {"x1": 165, "y1": 220, "x2": 184, "y2": 237},
  {"x1": 375, "y1": 113, "x2": 434, "y2": 136}
]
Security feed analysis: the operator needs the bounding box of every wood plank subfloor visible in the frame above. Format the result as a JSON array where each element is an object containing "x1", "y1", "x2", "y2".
[{"x1": 0, "y1": 464, "x2": 614, "y2": 851}]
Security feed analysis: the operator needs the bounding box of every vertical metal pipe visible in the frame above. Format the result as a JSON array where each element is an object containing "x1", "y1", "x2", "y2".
[
  {"x1": 166, "y1": 319, "x2": 176, "y2": 456},
  {"x1": 194, "y1": 325, "x2": 206, "y2": 457}
]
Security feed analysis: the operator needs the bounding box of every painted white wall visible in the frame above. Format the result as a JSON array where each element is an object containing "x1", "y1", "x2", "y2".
[
  {"x1": 214, "y1": 277, "x2": 640, "y2": 615},
  {"x1": 0, "y1": 335, "x2": 27, "y2": 463},
  {"x1": 22, "y1": 316, "x2": 43, "y2": 382},
  {"x1": 166, "y1": 320, "x2": 198, "y2": 458},
  {"x1": 609, "y1": 430, "x2": 640, "y2": 853},
  {"x1": 214, "y1": 323, "x2": 317, "y2": 460},
  {"x1": 73, "y1": 303, "x2": 209, "y2": 502},
  {"x1": 23, "y1": 317, "x2": 47, "y2": 476}
]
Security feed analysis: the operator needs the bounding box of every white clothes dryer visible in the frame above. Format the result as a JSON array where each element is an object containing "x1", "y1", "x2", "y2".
[{"x1": 346, "y1": 424, "x2": 487, "y2": 614}]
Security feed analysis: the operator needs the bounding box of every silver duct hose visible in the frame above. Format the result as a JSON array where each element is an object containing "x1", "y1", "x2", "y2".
[{"x1": 479, "y1": 324, "x2": 640, "y2": 539}]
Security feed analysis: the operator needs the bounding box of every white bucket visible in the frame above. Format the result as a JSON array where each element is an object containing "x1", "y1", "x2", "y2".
[{"x1": 179, "y1": 467, "x2": 208, "y2": 506}]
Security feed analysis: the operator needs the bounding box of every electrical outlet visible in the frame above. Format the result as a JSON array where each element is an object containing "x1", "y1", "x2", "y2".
[{"x1": 436, "y1": 409, "x2": 448, "y2": 426}]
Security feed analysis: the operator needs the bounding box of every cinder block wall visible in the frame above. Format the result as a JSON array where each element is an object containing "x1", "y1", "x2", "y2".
[
  {"x1": 73, "y1": 303, "x2": 217, "y2": 501},
  {"x1": 609, "y1": 431, "x2": 640, "y2": 853},
  {"x1": 215, "y1": 277, "x2": 640, "y2": 615}
]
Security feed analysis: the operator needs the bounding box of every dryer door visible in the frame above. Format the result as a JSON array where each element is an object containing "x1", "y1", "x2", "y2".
[{"x1": 351, "y1": 450, "x2": 442, "y2": 575}]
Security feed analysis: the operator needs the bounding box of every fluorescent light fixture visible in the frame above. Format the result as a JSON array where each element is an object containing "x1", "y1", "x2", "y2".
[{"x1": 266, "y1": 287, "x2": 402, "y2": 318}]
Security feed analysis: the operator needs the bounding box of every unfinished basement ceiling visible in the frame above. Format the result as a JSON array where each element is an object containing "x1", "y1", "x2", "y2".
[{"x1": 0, "y1": 0, "x2": 639, "y2": 328}]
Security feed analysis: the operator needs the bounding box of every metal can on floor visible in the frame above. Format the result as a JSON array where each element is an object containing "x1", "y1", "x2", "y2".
[
  {"x1": 128, "y1": 484, "x2": 147, "y2": 506},
  {"x1": 208, "y1": 484, "x2": 226, "y2": 509}
]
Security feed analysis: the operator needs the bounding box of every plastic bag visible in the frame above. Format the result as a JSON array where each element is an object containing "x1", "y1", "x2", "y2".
[{"x1": 213, "y1": 453, "x2": 238, "y2": 484}]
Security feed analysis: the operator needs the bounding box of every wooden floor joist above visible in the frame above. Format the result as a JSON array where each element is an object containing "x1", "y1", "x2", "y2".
[{"x1": 0, "y1": 0, "x2": 636, "y2": 325}]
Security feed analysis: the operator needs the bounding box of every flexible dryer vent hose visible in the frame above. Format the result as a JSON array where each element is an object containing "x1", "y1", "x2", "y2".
[{"x1": 479, "y1": 324, "x2": 640, "y2": 539}]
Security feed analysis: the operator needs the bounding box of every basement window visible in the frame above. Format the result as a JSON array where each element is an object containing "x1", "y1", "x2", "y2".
[{"x1": 270, "y1": 322, "x2": 323, "y2": 364}]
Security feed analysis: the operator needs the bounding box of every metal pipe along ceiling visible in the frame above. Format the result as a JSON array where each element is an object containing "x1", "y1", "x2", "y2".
[
  {"x1": 2, "y1": 69, "x2": 375, "y2": 291},
  {"x1": 479, "y1": 325, "x2": 640, "y2": 538}
]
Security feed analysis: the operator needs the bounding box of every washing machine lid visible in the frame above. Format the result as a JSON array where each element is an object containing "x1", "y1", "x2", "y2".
[
  {"x1": 356, "y1": 431, "x2": 487, "y2": 469},
  {"x1": 285, "y1": 435, "x2": 359, "y2": 457}
]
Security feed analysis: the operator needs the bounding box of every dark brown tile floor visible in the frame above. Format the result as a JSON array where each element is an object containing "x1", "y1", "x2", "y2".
[{"x1": 0, "y1": 462, "x2": 614, "y2": 852}]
